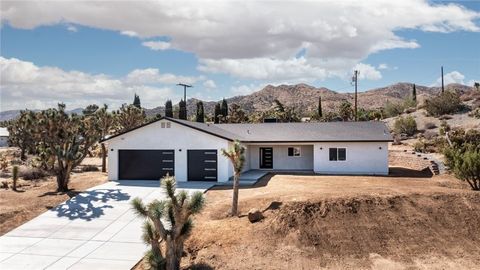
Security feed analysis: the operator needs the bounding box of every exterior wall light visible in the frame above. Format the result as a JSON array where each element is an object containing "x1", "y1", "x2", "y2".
[{"x1": 379, "y1": 146, "x2": 382, "y2": 150}]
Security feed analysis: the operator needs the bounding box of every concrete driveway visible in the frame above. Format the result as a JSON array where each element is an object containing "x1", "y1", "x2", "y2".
[{"x1": 0, "y1": 180, "x2": 214, "y2": 270}]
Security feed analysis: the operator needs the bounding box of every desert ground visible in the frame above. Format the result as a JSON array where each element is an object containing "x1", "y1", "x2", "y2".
[{"x1": 1, "y1": 148, "x2": 479, "y2": 270}]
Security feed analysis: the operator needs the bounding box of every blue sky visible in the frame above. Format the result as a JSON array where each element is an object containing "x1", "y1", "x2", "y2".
[{"x1": 1, "y1": 0, "x2": 479, "y2": 111}]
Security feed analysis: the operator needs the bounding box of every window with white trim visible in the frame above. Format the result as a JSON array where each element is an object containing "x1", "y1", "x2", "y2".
[
  {"x1": 329, "y1": 148, "x2": 346, "y2": 161},
  {"x1": 288, "y1": 147, "x2": 301, "y2": 157}
]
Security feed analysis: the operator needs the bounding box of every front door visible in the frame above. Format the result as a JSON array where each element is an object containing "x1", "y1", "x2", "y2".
[{"x1": 259, "y1": 147, "x2": 273, "y2": 169}]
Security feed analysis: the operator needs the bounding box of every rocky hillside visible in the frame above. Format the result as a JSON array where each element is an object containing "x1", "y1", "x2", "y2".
[
  {"x1": 1, "y1": 83, "x2": 474, "y2": 121},
  {"x1": 146, "y1": 82, "x2": 474, "y2": 118}
]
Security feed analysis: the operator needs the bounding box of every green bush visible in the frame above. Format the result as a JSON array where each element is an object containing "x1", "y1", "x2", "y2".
[
  {"x1": 81, "y1": 165, "x2": 99, "y2": 172},
  {"x1": 424, "y1": 91, "x2": 462, "y2": 116},
  {"x1": 393, "y1": 116, "x2": 417, "y2": 136}
]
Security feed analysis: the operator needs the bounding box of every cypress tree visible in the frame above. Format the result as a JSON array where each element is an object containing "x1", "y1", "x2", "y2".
[
  {"x1": 318, "y1": 96, "x2": 323, "y2": 118},
  {"x1": 221, "y1": 98, "x2": 228, "y2": 118},
  {"x1": 412, "y1": 84, "x2": 417, "y2": 103},
  {"x1": 133, "y1": 93, "x2": 141, "y2": 109},
  {"x1": 165, "y1": 100, "x2": 173, "y2": 118},
  {"x1": 179, "y1": 99, "x2": 187, "y2": 120},
  {"x1": 196, "y1": 101, "x2": 205, "y2": 123},
  {"x1": 214, "y1": 103, "x2": 221, "y2": 124}
]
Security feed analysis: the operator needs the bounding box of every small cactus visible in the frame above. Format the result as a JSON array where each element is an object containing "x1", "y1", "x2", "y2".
[{"x1": 12, "y1": 165, "x2": 19, "y2": 191}]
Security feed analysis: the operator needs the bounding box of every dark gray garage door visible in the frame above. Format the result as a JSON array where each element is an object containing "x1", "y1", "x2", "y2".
[
  {"x1": 187, "y1": 150, "x2": 217, "y2": 181},
  {"x1": 118, "y1": 150, "x2": 174, "y2": 180}
]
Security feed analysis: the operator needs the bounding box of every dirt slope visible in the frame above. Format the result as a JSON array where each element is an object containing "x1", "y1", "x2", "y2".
[{"x1": 181, "y1": 169, "x2": 480, "y2": 269}]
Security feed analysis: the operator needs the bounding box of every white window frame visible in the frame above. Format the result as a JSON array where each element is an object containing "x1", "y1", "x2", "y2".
[
  {"x1": 288, "y1": 146, "x2": 301, "y2": 157},
  {"x1": 329, "y1": 147, "x2": 347, "y2": 162}
]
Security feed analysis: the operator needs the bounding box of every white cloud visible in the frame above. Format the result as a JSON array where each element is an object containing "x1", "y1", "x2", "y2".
[
  {"x1": 120, "y1": 30, "x2": 139, "y2": 37},
  {"x1": 142, "y1": 41, "x2": 171, "y2": 51},
  {"x1": 0, "y1": 57, "x2": 184, "y2": 110},
  {"x1": 203, "y1": 80, "x2": 217, "y2": 89},
  {"x1": 1, "y1": 0, "x2": 478, "y2": 81},
  {"x1": 353, "y1": 63, "x2": 382, "y2": 80},
  {"x1": 66, "y1": 25, "x2": 77, "y2": 32},
  {"x1": 125, "y1": 68, "x2": 202, "y2": 85},
  {"x1": 431, "y1": 71, "x2": 466, "y2": 86},
  {"x1": 230, "y1": 83, "x2": 266, "y2": 96},
  {"x1": 378, "y1": 63, "x2": 388, "y2": 70},
  {"x1": 199, "y1": 57, "x2": 327, "y2": 82}
]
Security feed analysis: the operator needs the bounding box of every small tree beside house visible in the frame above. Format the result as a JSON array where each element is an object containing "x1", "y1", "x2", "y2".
[
  {"x1": 195, "y1": 101, "x2": 205, "y2": 123},
  {"x1": 221, "y1": 140, "x2": 246, "y2": 216},
  {"x1": 131, "y1": 176, "x2": 205, "y2": 270},
  {"x1": 96, "y1": 105, "x2": 115, "y2": 172},
  {"x1": 165, "y1": 100, "x2": 173, "y2": 118}
]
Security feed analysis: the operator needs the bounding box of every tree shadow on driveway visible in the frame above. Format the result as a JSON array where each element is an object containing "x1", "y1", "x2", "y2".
[{"x1": 41, "y1": 188, "x2": 131, "y2": 221}]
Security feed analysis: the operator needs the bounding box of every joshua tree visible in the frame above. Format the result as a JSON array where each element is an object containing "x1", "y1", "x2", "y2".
[
  {"x1": 7, "y1": 110, "x2": 36, "y2": 160},
  {"x1": 114, "y1": 104, "x2": 146, "y2": 132},
  {"x1": 12, "y1": 165, "x2": 18, "y2": 191},
  {"x1": 133, "y1": 93, "x2": 142, "y2": 109},
  {"x1": 339, "y1": 100, "x2": 353, "y2": 121},
  {"x1": 221, "y1": 140, "x2": 246, "y2": 216},
  {"x1": 228, "y1": 104, "x2": 248, "y2": 123},
  {"x1": 214, "y1": 103, "x2": 221, "y2": 124},
  {"x1": 474, "y1": 82, "x2": 480, "y2": 91},
  {"x1": 131, "y1": 176, "x2": 205, "y2": 270},
  {"x1": 165, "y1": 100, "x2": 173, "y2": 118},
  {"x1": 96, "y1": 105, "x2": 115, "y2": 172},
  {"x1": 178, "y1": 99, "x2": 187, "y2": 120},
  {"x1": 36, "y1": 104, "x2": 101, "y2": 191},
  {"x1": 195, "y1": 101, "x2": 204, "y2": 123}
]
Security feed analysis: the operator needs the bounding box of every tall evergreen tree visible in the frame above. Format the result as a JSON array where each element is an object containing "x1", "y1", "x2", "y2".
[
  {"x1": 165, "y1": 100, "x2": 173, "y2": 118},
  {"x1": 133, "y1": 93, "x2": 141, "y2": 109},
  {"x1": 214, "y1": 103, "x2": 221, "y2": 124},
  {"x1": 196, "y1": 101, "x2": 205, "y2": 123},
  {"x1": 412, "y1": 84, "x2": 417, "y2": 103},
  {"x1": 178, "y1": 99, "x2": 187, "y2": 120},
  {"x1": 221, "y1": 98, "x2": 228, "y2": 118},
  {"x1": 318, "y1": 96, "x2": 323, "y2": 118}
]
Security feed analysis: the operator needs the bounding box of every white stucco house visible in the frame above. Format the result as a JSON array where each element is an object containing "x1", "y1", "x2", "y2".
[
  {"x1": 102, "y1": 117, "x2": 393, "y2": 182},
  {"x1": 0, "y1": 128, "x2": 9, "y2": 147}
]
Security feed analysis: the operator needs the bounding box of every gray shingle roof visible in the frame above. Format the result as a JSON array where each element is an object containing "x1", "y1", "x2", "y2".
[{"x1": 173, "y1": 118, "x2": 393, "y2": 142}]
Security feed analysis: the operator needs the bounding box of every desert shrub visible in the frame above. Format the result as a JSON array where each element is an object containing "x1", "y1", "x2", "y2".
[
  {"x1": 19, "y1": 166, "x2": 47, "y2": 180},
  {"x1": 424, "y1": 122, "x2": 437, "y2": 129},
  {"x1": 384, "y1": 101, "x2": 404, "y2": 118},
  {"x1": 469, "y1": 107, "x2": 480, "y2": 119},
  {"x1": 81, "y1": 165, "x2": 99, "y2": 172},
  {"x1": 424, "y1": 91, "x2": 462, "y2": 116},
  {"x1": 438, "y1": 120, "x2": 451, "y2": 136},
  {"x1": 423, "y1": 130, "x2": 437, "y2": 140},
  {"x1": 444, "y1": 129, "x2": 480, "y2": 190},
  {"x1": 413, "y1": 140, "x2": 427, "y2": 153},
  {"x1": 0, "y1": 154, "x2": 8, "y2": 172},
  {"x1": 393, "y1": 116, "x2": 417, "y2": 136}
]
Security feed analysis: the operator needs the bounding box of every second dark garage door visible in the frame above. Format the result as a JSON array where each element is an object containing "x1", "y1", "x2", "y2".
[
  {"x1": 188, "y1": 150, "x2": 217, "y2": 181},
  {"x1": 118, "y1": 150, "x2": 174, "y2": 180}
]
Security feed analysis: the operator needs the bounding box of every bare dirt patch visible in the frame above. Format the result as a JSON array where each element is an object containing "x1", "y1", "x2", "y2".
[
  {"x1": 0, "y1": 166, "x2": 107, "y2": 236},
  {"x1": 180, "y1": 172, "x2": 479, "y2": 270}
]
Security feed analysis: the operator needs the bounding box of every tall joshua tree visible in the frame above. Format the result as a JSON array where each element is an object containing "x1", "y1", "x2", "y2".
[
  {"x1": 131, "y1": 176, "x2": 205, "y2": 270},
  {"x1": 165, "y1": 100, "x2": 173, "y2": 118},
  {"x1": 7, "y1": 110, "x2": 36, "y2": 160},
  {"x1": 221, "y1": 140, "x2": 246, "y2": 216},
  {"x1": 195, "y1": 101, "x2": 205, "y2": 123},
  {"x1": 36, "y1": 104, "x2": 101, "y2": 191},
  {"x1": 178, "y1": 99, "x2": 187, "y2": 120},
  {"x1": 96, "y1": 105, "x2": 115, "y2": 173},
  {"x1": 412, "y1": 83, "x2": 417, "y2": 103},
  {"x1": 114, "y1": 104, "x2": 146, "y2": 132}
]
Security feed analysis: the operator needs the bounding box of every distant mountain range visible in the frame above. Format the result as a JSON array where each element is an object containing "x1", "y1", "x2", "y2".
[
  {"x1": 0, "y1": 83, "x2": 474, "y2": 122},
  {"x1": 145, "y1": 82, "x2": 474, "y2": 118}
]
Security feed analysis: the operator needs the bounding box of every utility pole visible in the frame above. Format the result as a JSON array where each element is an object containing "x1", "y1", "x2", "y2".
[
  {"x1": 177, "y1": 83, "x2": 192, "y2": 102},
  {"x1": 351, "y1": 70, "x2": 359, "y2": 121},
  {"x1": 441, "y1": 66, "x2": 444, "y2": 93}
]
